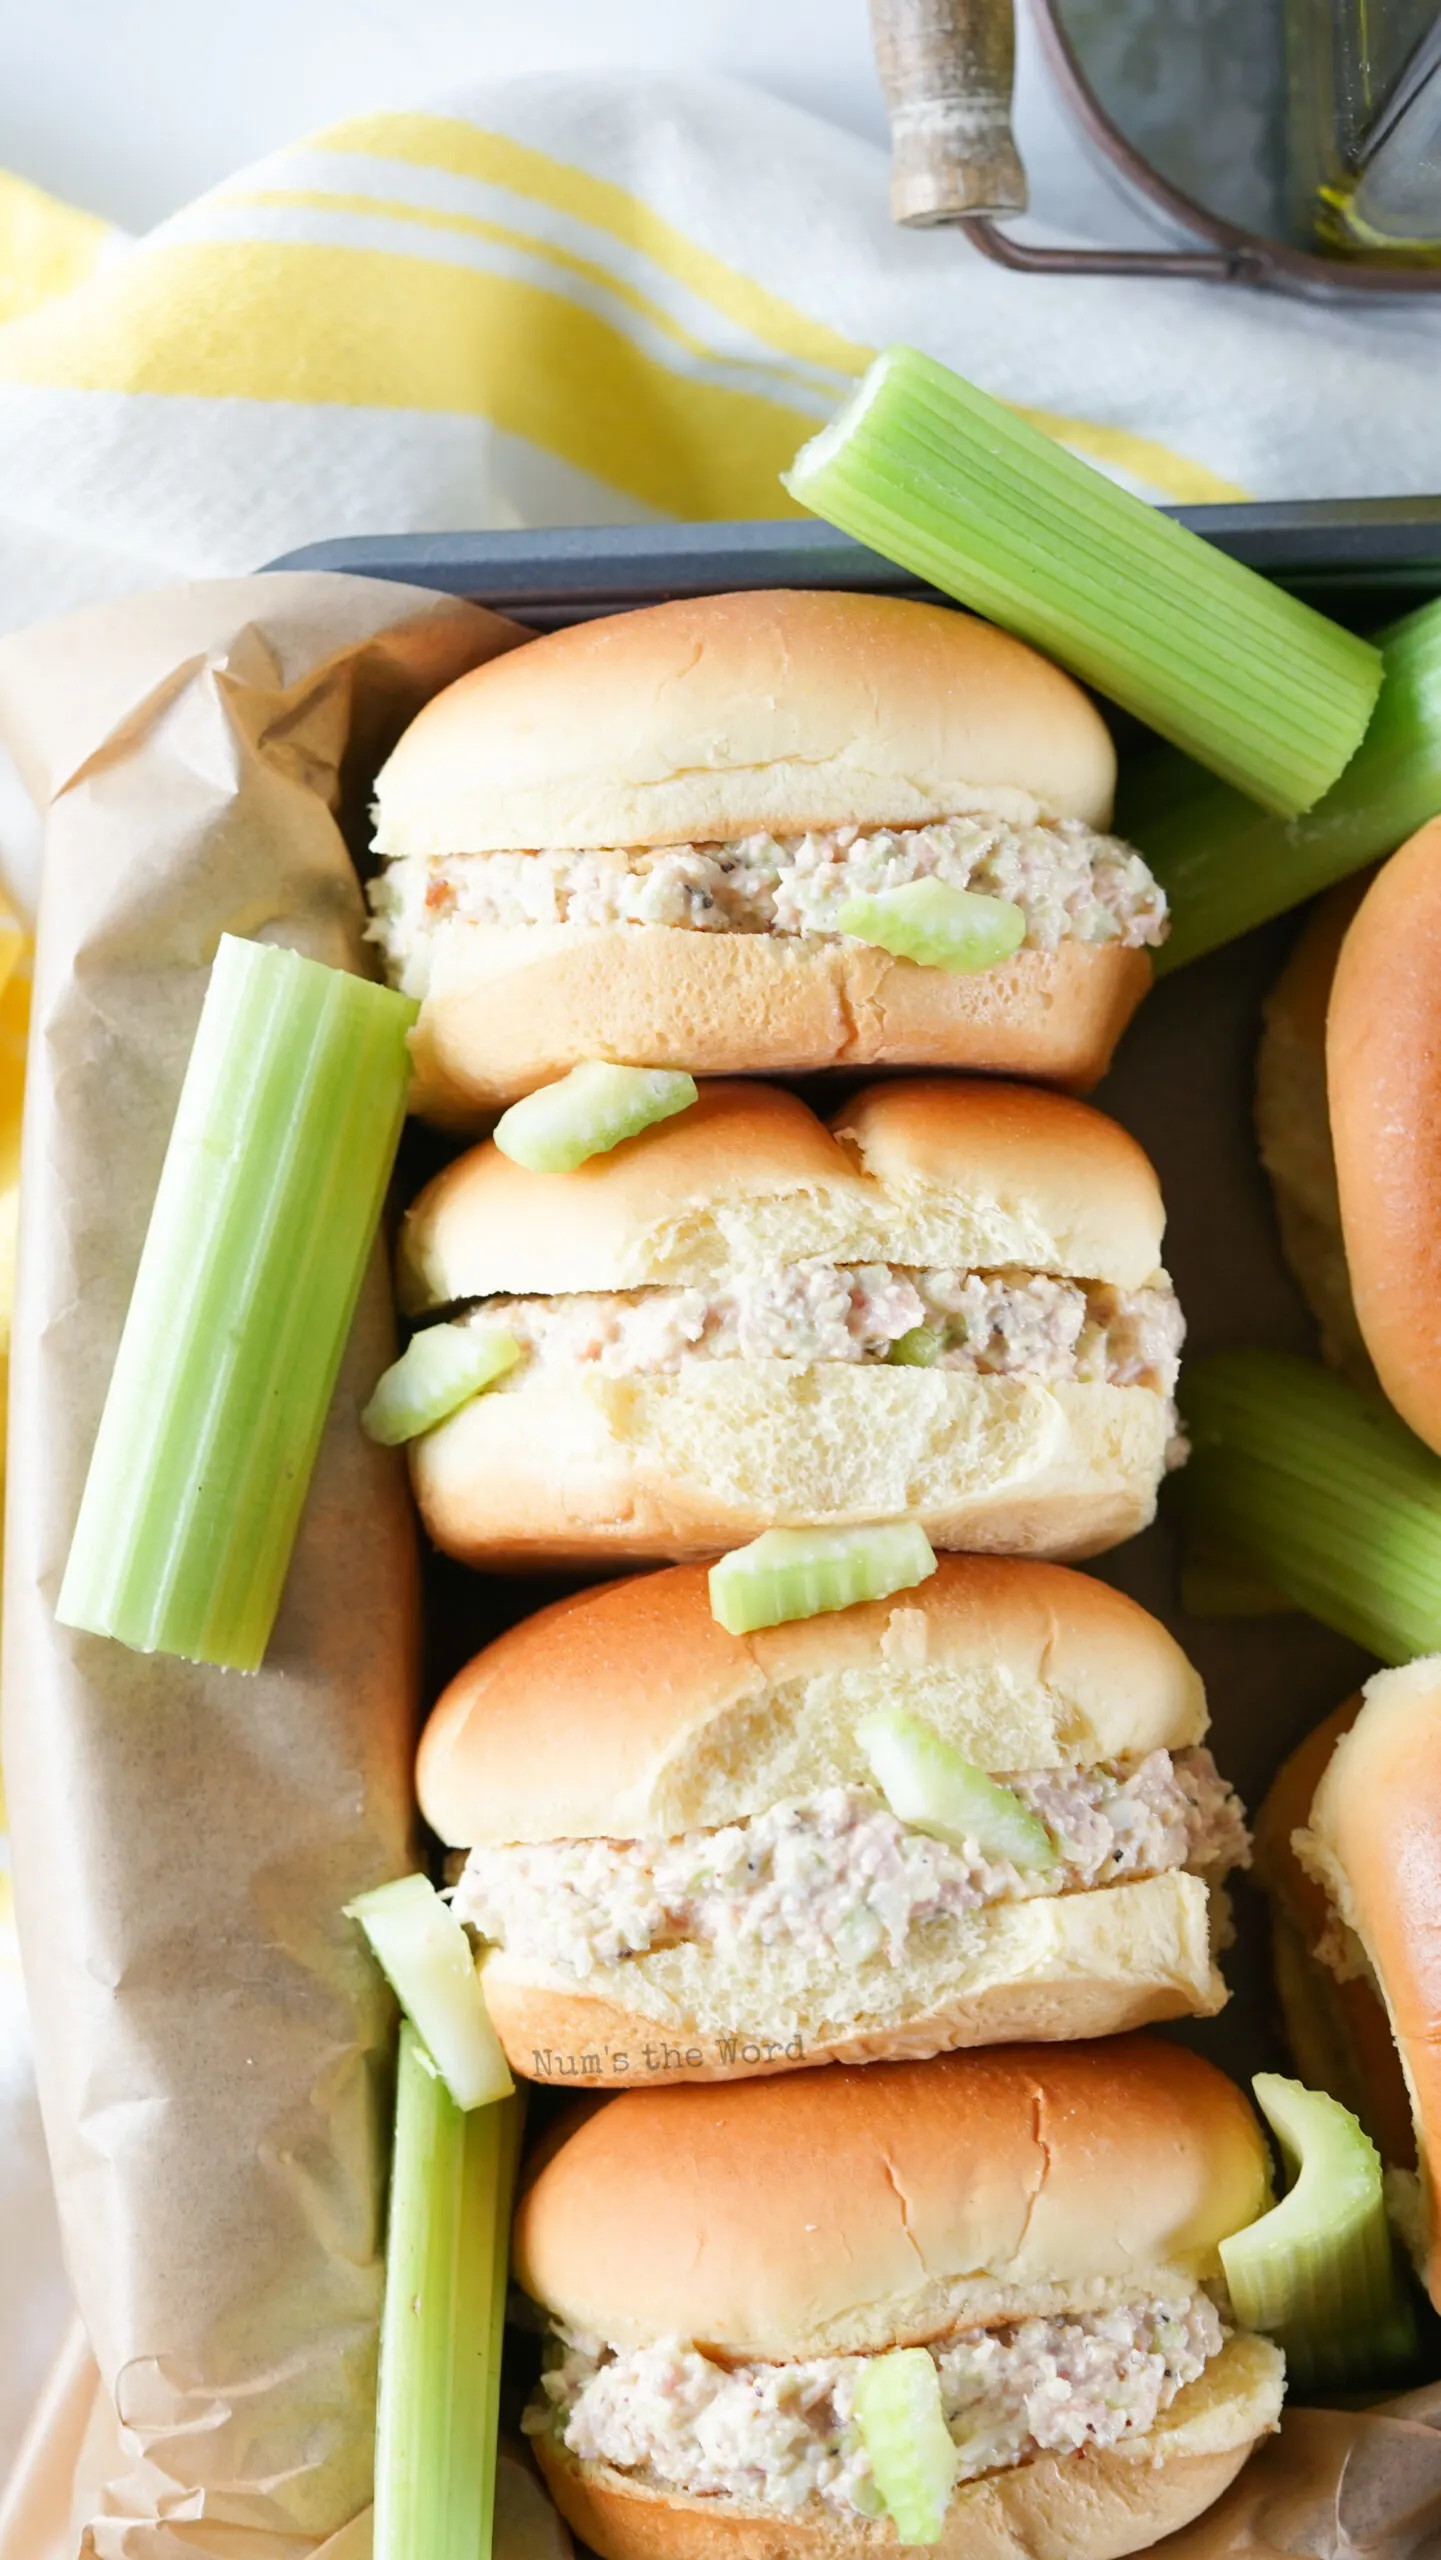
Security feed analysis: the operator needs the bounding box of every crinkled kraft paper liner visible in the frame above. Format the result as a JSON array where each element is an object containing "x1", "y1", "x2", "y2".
[{"x1": 0, "y1": 574, "x2": 526, "y2": 2558}]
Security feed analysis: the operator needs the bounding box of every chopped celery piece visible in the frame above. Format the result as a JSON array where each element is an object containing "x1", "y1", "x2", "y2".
[
  {"x1": 852, "y1": 2348, "x2": 958, "y2": 2546},
  {"x1": 494, "y1": 1061, "x2": 698, "y2": 1172},
  {"x1": 375, "y1": 2022, "x2": 523, "y2": 2560},
  {"x1": 835, "y1": 879, "x2": 1026, "y2": 973},
  {"x1": 888, "y1": 1323, "x2": 944, "y2": 1368},
  {"x1": 1219, "y1": 2075, "x2": 1416, "y2": 2390},
  {"x1": 362, "y1": 1322, "x2": 519, "y2": 1446},
  {"x1": 1176, "y1": 1350, "x2": 1441, "y2": 1663},
  {"x1": 785, "y1": 347, "x2": 1381, "y2": 818},
  {"x1": 347, "y1": 1874, "x2": 514, "y2": 2110},
  {"x1": 709, "y1": 1521, "x2": 937, "y2": 1635},
  {"x1": 859, "y1": 1706, "x2": 1056, "y2": 1867},
  {"x1": 1128, "y1": 599, "x2": 1441, "y2": 971},
  {"x1": 57, "y1": 937, "x2": 417, "y2": 1672}
]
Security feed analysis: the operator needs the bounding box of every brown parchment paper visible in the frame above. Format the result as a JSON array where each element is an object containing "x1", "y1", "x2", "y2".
[
  {"x1": 2, "y1": 563, "x2": 1441, "y2": 2560},
  {"x1": 0, "y1": 573, "x2": 526, "y2": 2560}
]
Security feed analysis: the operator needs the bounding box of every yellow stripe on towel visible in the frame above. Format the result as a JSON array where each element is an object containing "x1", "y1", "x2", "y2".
[
  {"x1": 0, "y1": 238, "x2": 819, "y2": 517},
  {"x1": 0, "y1": 170, "x2": 111, "y2": 325}
]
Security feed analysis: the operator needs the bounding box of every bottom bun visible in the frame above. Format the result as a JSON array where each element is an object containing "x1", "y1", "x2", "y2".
[
  {"x1": 535, "y1": 2331, "x2": 1285, "y2": 2560},
  {"x1": 405, "y1": 924, "x2": 1151, "y2": 1119},
  {"x1": 483, "y1": 1871, "x2": 1223, "y2": 2088},
  {"x1": 412, "y1": 1364, "x2": 1172, "y2": 1568}
]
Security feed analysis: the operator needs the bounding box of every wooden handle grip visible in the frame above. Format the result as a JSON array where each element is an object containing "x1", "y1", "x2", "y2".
[{"x1": 869, "y1": 0, "x2": 1028, "y2": 224}]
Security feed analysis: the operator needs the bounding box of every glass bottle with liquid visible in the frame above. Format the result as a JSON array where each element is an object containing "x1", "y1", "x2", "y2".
[{"x1": 1286, "y1": 0, "x2": 1441, "y2": 257}]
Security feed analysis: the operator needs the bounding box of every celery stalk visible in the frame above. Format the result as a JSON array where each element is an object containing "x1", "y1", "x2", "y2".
[
  {"x1": 1126, "y1": 599, "x2": 1441, "y2": 970},
  {"x1": 57, "y1": 936, "x2": 417, "y2": 1672},
  {"x1": 1219, "y1": 2076, "x2": 1415, "y2": 2389},
  {"x1": 375, "y1": 2023, "x2": 523, "y2": 2560},
  {"x1": 1176, "y1": 1351, "x2": 1441, "y2": 1663},
  {"x1": 347, "y1": 1875, "x2": 514, "y2": 2110},
  {"x1": 785, "y1": 348, "x2": 1381, "y2": 817},
  {"x1": 709, "y1": 1522, "x2": 937, "y2": 1634}
]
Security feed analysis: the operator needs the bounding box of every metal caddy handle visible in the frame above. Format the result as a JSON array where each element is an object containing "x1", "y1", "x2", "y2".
[{"x1": 867, "y1": 0, "x2": 1268, "y2": 282}]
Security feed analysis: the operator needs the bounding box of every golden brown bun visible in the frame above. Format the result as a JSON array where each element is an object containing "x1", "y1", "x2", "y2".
[
  {"x1": 478, "y1": 1869, "x2": 1223, "y2": 2084},
  {"x1": 403, "y1": 1080, "x2": 1174, "y2": 1566},
  {"x1": 404, "y1": 931, "x2": 1151, "y2": 1121},
  {"x1": 1329, "y1": 820, "x2": 1441, "y2": 1449},
  {"x1": 1253, "y1": 1699, "x2": 1415, "y2": 2172},
  {"x1": 410, "y1": 1365, "x2": 1171, "y2": 1569},
  {"x1": 534, "y1": 2331, "x2": 1285, "y2": 2560},
  {"x1": 418, "y1": 1556, "x2": 1206, "y2": 1845},
  {"x1": 1299, "y1": 1658, "x2": 1441, "y2": 2305},
  {"x1": 429, "y1": 1565, "x2": 1221, "y2": 2084},
  {"x1": 372, "y1": 590, "x2": 1117, "y2": 856},
  {"x1": 511, "y1": 2041, "x2": 1271, "y2": 2358},
  {"x1": 1255, "y1": 879, "x2": 1374, "y2": 1386},
  {"x1": 371, "y1": 589, "x2": 1145, "y2": 1117},
  {"x1": 400, "y1": 1077, "x2": 1168, "y2": 1308}
]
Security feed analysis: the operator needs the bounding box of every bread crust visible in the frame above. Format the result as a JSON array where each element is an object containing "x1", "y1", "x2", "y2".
[
  {"x1": 399, "y1": 1075, "x2": 1167, "y2": 1308},
  {"x1": 1255, "y1": 879, "x2": 1373, "y2": 1384},
  {"x1": 409, "y1": 1364, "x2": 1171, "y2": 1570},
  {"x1": 372, "y1": 589, "x2": 1118, "y2": 855},
  {"x1": 416, "y1": 1554, "x2": 1206, "y2": 1847},
  {"x1": 1328, "y1": 819, "x2": 1441, "y2": 1448},
  {"x1": 511, "y1": 2042, "x2": 1271, "y2": 2359},
  {"x1": 1301, "y1": 1658, "x2": 1441, "y2": 2304},
  {"x1": 533, "y1": 2332, "x2": 1284, "y2": 2560},
  {"x1": 477, "y1": 1869, "x2": 1224, "y2": 2087},
  {"x1": 404, "y1": 928, "x2": 1151, "y2": 1121},
  {"x1": 1253, "y1": 1698, "x2": 1415, "y2": 2171}
]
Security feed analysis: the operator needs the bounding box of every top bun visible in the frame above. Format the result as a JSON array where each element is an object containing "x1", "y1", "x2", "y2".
[
  {"x1": 1297, "y1": 1655, "x2": 1441, "y2": 2306},
  {"x1": 399, "y1": 1076, "x2": 1167, "y2": 1311},
  {"x1": 417, "y1": 1554, "x2": 1207, "y2": 1846},
  {"x1": 1328, "y1": 819, "x2": 1441, "y2": 1452},
  {"x1": 371, "y1": 589, "x2": 1116, "y2": 857},
  {"x1": 512, "y1": 2039, "x2": 1269, "y2": 2359}
]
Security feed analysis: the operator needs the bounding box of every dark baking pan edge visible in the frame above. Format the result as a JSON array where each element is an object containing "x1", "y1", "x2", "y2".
[{"x1": 267, "y1": 503, "x2": 1441, "y2": 628}]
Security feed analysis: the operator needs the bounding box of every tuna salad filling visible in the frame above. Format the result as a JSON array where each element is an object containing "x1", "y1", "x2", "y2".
[
  {"x1": 458, "y1": 1262, "x2": 1185, "y2": 1397},
  {"x1": 368, "y1": 814, "x2": 1168, "y2": 997},
  {"x1": 524, "y1": 2292, "x2": 1226, "y2": 2516},
  {"x1": 451, "y1": 1749, "x2": 1249, "y2": 1979}
]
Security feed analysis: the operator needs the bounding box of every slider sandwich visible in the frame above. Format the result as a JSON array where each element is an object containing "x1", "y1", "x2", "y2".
[
  {"x1": 1256, "y1": 1656, "x2": 1441, "y2": 2303},
  {"x1": 513, "y1": 2042, "x2": 1285, "y2": 2560},
  {"x1": 368, "y1": 588, "x2": 1167, "y2": 1119},
  {"x1": 1257, "y1": 818, "x2": 1441, "y2": 1443},
  {"x1": 422, "y1": 1557, "x2": 1249, "y2": 2084},
  {"x1": 398, "y1": 1077, "x2": 1186, "y2": 1567}
]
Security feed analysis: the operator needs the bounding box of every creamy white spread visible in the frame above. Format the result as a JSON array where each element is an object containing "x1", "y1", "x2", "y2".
[
  {"x1": 468, "y1": 1263, "x2": 1185, "y2": 1397},
  {"x1": 452, "y1": 1750, "x2": 1248, "y2": 1980},
  {"x1": 524, "y1": 2293, "x2": 1224, "y2": 2516},
  {"x1": 368, "y1": 815, "x2": 1168, "y2": 996}
]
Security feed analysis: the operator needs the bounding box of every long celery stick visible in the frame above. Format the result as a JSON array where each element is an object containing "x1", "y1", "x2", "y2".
[
  {"x1": 1219, "y1": 2076, "x2": 1415, "y2": 2390},
  {"x1": 376, "y1": 2024, "x2": 522, "y2": 2560},
  {"x1": 1127, "y1": 599, "x2": 1441, "y2": 969},
  {"x1": 785, "y1": 348, "x2": 1381, "y2": 817},
  {"x1": 1177, "y1": 1350, "x2": 1441, "y2": 1662},
  {"x1": 58, "y1": 936, "x2": 417, "y2": 1671}
]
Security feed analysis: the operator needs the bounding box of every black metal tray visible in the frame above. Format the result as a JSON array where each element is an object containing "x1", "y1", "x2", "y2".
[
  {"x1": 270, "y1": 499, "x2": 1441, "y2": 630},
  {"x1": 285, "y1": 508, "x2": 1441, "y2": 2502}
]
